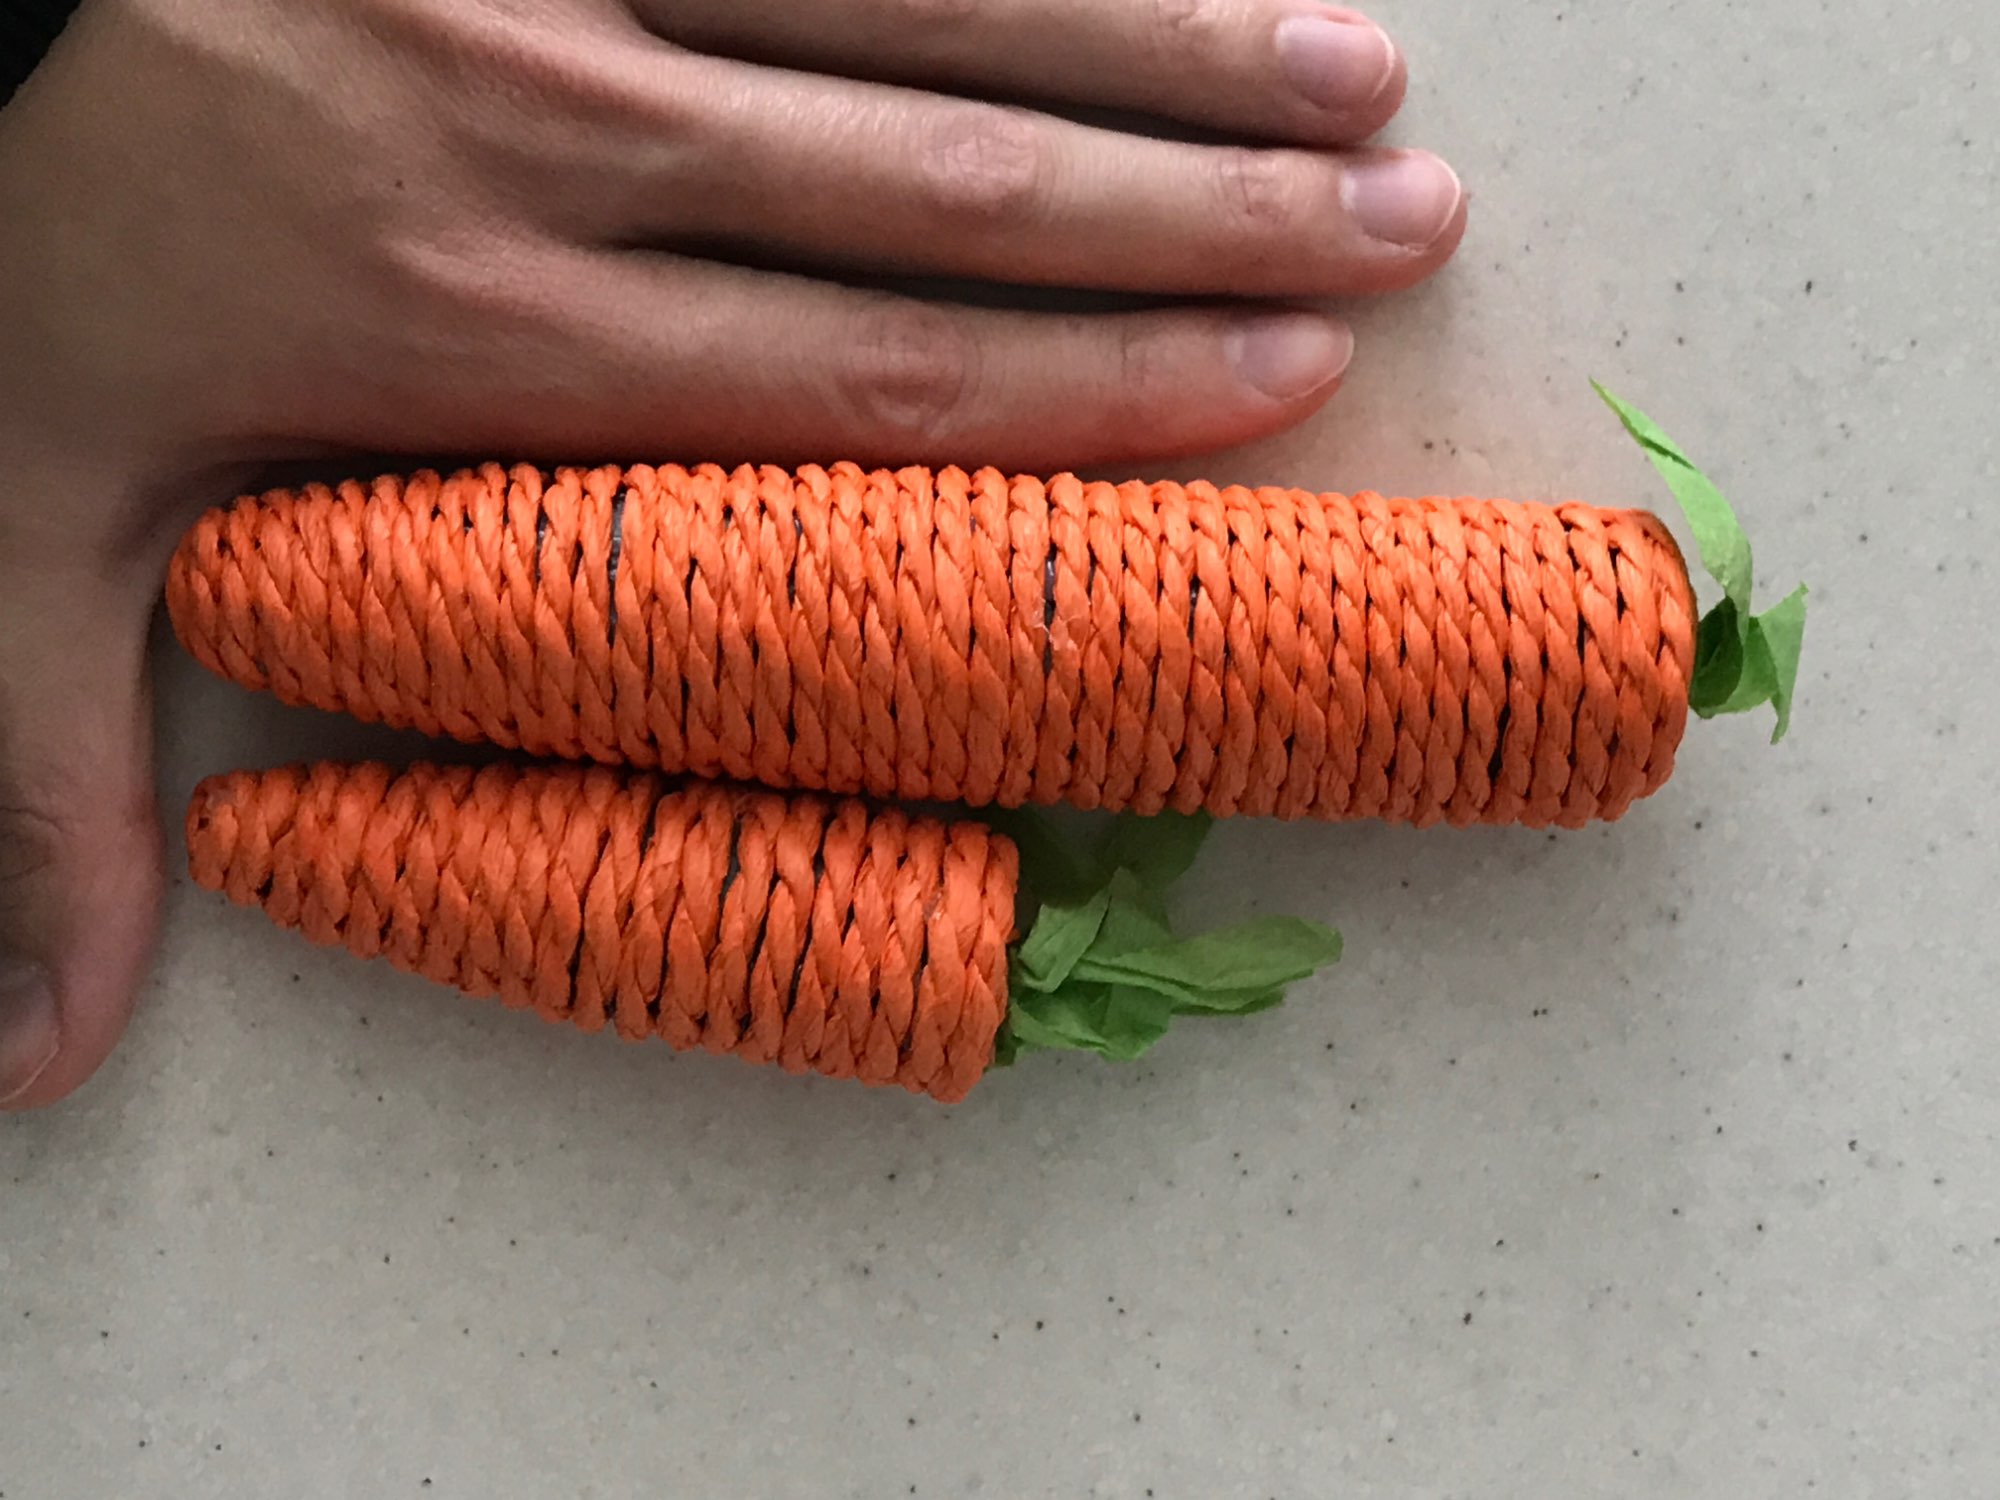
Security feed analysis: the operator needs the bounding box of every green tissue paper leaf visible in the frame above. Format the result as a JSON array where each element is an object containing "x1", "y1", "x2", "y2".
[
  {"x1": 1595, "y1": 382, "x2": 1754, "y2": 613},
  {"x1": 1728, "y1": 580, "x2": 1808, "y2": 740},
  {"x1": 1070, "y1": 918, "x2": 1344, "y2": 1005},
  {"x1": 995, "y1": 807, "x2": 1343, "y2": 1069},
  {"x1": 983, "y1": 806, "x2": 1213, "y2": 910},
  {"x1": 1012, "y1": 887, "x2": 1110, "y2": 993},
  {"x1": 1100, "y1": 810, "x2": 1213, "y2": 892},
  {"x1": 1594, "y1": 382, "x2": 1809, "y2": 742},
  {"x1": 1690, "y1": 597, "x2": 1746, "y2": 707},
  {"x1": 1006, "y1": 982, "x2": 1115, "y2": 1051},
  {"x1": 1097, "y1": 986, "x2": 1177, "y2": 1061},
  {"x1": 1092, "y1": 871, "x2": 1174, "y2": 959},
  {"x1": 1201, "y1": 988, "x2": 1289, "y2": 1017},
  {"x1": 980, "y1": 805, "x2": 1105, "y2": 906}
]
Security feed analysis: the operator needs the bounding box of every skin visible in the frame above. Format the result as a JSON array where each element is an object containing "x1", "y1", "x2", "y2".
[{"x1": 0, "y1": 0, "x2": 1463, "y2": 1109}]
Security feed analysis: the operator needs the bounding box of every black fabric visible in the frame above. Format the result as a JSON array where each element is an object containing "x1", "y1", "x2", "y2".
[{"x1": 1, "y1": 0, "x2": 86, "y2": 111}]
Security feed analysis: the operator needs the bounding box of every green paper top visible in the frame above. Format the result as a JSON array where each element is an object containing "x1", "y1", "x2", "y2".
[
  {"x1": 1595, "y1": 383, "x2": 1809, "y2": 741},
  {"x1": 987, "y1": 809, "x2": 1341, "y2": 1068}
]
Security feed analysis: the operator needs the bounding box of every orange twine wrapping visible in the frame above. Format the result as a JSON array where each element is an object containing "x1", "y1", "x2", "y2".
[
  {"x1": 168, "y1": 463, "x2": 1698, "y2": 827},
  {"x1": 185, "y1": 762, "x2": 1017, "y2": 1102}
]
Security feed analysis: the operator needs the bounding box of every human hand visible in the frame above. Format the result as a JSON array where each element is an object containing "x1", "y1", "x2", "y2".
[{"x1": 0, "y1": 0, "x2": 1463, "y2": 1107}]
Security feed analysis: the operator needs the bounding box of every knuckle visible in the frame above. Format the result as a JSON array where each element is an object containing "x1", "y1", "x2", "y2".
[
  {"x1": 1114, "y1": 321, "x2": 1166, "y2": 400},
  {"x1": 0, "y1": 802, "x2": 60, "y2": 892},
  {"x1": 835, "y1": 307, "x2": 978, "y2": 450},
  {"x1": 394, "y1": 3, "x2": 592, "y2": 108},
  {"x1": 377, "y1": 225, "x2": 572, "y2": 340},
  {"x1": 0, "y1": 798, "x2": 64, "y2": 943},
  {"x1": 919, "y1": 107, "x2": 1051, "y2": 224},
  {"x1": 397, "y1": 4, "x2": 700, "y2": 161},
  {"x1": 1145, "y1": 0, "x2": 1226, "y2": 58},
  {"x1": 1214, "y1": 148, "x2": 1303, "y2": 234},
  {"x1": 1106, "y1": 322, "x2": 1168, "y2": 431},
  {"x1": 370, "y1": 232, "x2": 529, "y2": 354},
  {"x1": 1208, "y1": 151, "x2": 1320, "y2": 256}
]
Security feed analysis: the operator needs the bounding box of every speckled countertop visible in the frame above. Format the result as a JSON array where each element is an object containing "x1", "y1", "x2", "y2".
[{"x1": 5, "y1": 5, "x2": 1996, "y2": 1496}]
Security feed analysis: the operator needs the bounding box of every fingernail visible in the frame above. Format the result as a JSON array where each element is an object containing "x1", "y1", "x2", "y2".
[
  {"x1": 1228, "y1": 313, "x2": 1355, "y2": 401},
  {"x1": 1342, "y1": 151, "x2": 1463, "y2": 248},
  {"x1": 1275, "y1": 13, "x2": 1397, "y2": 113},
  {"x1": 0, "y1": 960, "x2": 59, "y2": 1107}
]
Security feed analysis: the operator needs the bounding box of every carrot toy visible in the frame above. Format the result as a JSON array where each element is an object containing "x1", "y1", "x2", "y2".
[
  {"x1": 172, "y1": 388, "x2": 1805, "y2": 1098},
  {"x1": 186, "y1": 761, "x2": 1338, "y2": 1101}
]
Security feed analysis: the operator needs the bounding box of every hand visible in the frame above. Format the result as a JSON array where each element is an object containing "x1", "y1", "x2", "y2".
[{"x1": 0, "y1": 0, "x2": 1463, "y2": 1108}]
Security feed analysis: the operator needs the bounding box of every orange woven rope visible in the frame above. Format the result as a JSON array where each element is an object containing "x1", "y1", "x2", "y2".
[
  {"x1": 168, "y1": 464, "x2": 1698, "y2": 828},
  {"x1": 185, "y1": 762, "x2": 1017, "y2": 1102}
]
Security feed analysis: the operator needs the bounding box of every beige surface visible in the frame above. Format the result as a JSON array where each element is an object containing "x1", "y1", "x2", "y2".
[{"x1": 6, "y1": 3, "x2": 1998, "y2": 1495}]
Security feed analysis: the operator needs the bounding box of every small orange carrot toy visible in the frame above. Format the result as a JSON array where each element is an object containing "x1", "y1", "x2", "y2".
[{"x1": 188, "y1": 762, "x2": 1341, "y2": 1100}]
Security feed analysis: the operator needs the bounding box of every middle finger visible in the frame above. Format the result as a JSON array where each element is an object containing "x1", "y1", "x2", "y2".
[{"x1": 620, "y1": 54, "x2": 1465, "y2": 298}]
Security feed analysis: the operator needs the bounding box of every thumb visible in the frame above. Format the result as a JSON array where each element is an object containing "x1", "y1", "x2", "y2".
[{"x1": 0, "y1": 559, "x2": 163, "y2": 1109}]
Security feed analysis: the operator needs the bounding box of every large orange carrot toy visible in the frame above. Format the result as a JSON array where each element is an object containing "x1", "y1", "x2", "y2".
[
  {"x1": 174, "y1": 390, "x2": 1804, "y2": 1099},
  {"x1": 166, "y1": 394, "x2": 1805, "y2": 832}
]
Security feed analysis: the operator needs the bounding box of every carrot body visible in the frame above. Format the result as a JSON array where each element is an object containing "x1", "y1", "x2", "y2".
[
  {"x1": 186, "y1": 762, "x2": 1017, "y2": 1102},
  {"x1": 168, "y1": 464, "x2": 1697, "y2": 828}
]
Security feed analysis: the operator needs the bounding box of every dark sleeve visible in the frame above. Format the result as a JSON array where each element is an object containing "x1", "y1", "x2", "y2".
[{"x1": 2, "y1": 0, "x2": 87, "y2": 112}]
